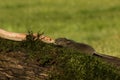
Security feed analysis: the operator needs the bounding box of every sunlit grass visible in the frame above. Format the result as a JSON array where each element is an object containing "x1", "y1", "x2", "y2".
[{"x1": 0, "y1": 0, "x2": 120, "y2": 57}]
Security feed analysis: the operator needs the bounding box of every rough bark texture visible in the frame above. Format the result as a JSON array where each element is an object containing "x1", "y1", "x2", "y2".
[
  {"x1": 0, "y1": 52, "x2": 49, "y2": 80},
  {"x1": 0, "y1": 28, "x2": 53, "y2": 80},
  {"x1": 0, "y1": 28, "x2": 120, "y2": 80}
]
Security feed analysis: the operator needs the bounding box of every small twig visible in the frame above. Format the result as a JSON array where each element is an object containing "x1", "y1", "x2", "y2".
[{"x1": 0, "y1": 28, "x2": 55, "y2": 43}]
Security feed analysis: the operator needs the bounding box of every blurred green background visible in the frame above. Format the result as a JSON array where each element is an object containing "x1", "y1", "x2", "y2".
[{"x1": 0, "y1": 0, "x2": 120, "y2": 57}]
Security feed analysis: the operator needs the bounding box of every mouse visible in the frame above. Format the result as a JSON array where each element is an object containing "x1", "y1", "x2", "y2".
[
  {"x1": 55, "y1": 38, "x2": 96, "y2": 55},
  {"x1": 55, "y1": 38, "x2": 120, "y2": 66}
]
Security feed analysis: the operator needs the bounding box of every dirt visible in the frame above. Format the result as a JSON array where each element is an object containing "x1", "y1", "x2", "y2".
[{"x1": 0, "y1": 51, "x2": 50, "y2": 80}]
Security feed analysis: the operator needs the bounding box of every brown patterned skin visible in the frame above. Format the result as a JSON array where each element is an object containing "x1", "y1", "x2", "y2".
[{"x1": 55, "y1": 38, "x2": 96, "y2": 55}]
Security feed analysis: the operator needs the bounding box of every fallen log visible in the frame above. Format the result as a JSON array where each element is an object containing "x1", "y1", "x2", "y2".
[
  {"x1": 1, "y1": 28, "x2": 120, "y2": 67},
  {"x1": 0, "y1": 28, "x2": 55, "y2": 43}
]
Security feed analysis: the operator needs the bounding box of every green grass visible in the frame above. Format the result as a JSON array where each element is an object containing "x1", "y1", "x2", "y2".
[
  {"x1": 0, "y1": 34, "x2": 120, "y2": 80},
  {"x1": 0, "y1": 0, "x2": 120, "y2": 57}
]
